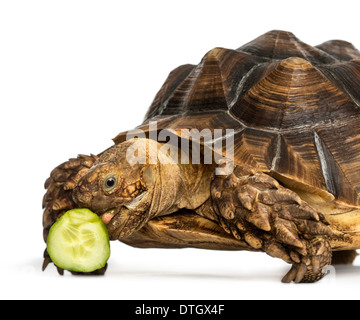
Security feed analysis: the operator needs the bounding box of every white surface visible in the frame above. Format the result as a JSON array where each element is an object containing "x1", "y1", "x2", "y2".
[{"x1": 1, "y1": 0, "x2": 360, "y2": 300}]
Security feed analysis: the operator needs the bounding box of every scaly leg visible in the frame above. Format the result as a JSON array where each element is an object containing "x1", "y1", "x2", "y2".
[
  {"x1": 42, "y1": 154, "x2": 108, "y2": 275},
  {"x1": 211, "y1": 165, "x2": 334, "y2": 283}
]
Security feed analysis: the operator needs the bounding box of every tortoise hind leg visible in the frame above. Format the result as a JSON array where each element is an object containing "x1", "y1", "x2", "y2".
[
  {"x1": 211, "y1": 165, "x2": 334, "y2": 283},
  {"x1": 332, "y1": 250, "x2": 358, "y2": 265}
]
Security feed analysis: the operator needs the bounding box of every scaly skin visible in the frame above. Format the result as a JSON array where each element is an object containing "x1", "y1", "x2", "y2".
[
  {"x1": 211, "y1": 165, "x2": 334, "y2": 283},
  {"x1": 43, "y1": 139, "x2": 343, "y2": 282},
  {"x1": 42, "y1": 154, "x2": 106, "y2": 275}
]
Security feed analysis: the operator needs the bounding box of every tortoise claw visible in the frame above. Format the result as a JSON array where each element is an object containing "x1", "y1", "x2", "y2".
[
  {"x1": 42, "y1": 249, "x2": 52, "y2": 272},
  {"x1": 295, "y1": 263, "x2": 307, "y2": 283},
  {"x1": 56, "y1": 266, "x2": 65, "y2": 276},
  {"x1": 42, "y1": 249, "x2": 64, "y2": 274},
  {"x1": 282, "y1": 264, "x2": 299, "y2": 283},
  {"x1": 42, "y1": 254, "x2": 52, "y2": 271},
  {"x1": 312, "y1": 256, "x2": 321, "y2": 274},
  {"x1": 281, "y1": 263, "x2": 307, "y2": 283},
  {"x1": 281, "y1": 238, "x2": 332, "y2": 283}
]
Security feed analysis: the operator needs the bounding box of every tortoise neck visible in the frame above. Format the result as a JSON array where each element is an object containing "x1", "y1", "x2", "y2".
[
  {"x1": 148, "y1": 161, "x2": 214, "y2": 218},
  {"x1": 176, "y1": 162, "x2": 214, "y2": 210}
]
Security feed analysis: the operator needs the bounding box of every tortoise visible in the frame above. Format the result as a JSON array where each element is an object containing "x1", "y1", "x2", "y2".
[{"x1": 42, "y1": 30, "x2": 360, "y2": 283}]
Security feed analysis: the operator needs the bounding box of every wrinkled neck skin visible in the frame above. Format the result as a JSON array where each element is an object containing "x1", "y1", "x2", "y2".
[
  {"x1": 148, "y1": 144, "x2": 214, "y2": 219},
  {"x1": 104, "y1": 138, "x2": 215, "y2": 240}
]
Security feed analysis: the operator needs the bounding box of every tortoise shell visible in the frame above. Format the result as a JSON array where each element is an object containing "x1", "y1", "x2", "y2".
[{"x1": 114, "y1": 30, "x2": 360, "y2": 206}]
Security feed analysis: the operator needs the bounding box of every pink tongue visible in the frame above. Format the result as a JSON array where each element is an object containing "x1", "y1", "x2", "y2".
[{"x1": 101, "y1": 212, "x2": 116, "y2": 224}]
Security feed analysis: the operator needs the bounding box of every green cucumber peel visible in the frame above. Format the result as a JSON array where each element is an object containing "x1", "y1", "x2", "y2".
[{"x1": 47, "y1": 208, "x2": 110, "y2": 273}]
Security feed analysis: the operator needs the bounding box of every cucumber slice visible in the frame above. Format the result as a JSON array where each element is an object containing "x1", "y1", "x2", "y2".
[{"x1": 47, "y1": 208, "x2": 110, "y2": 273}]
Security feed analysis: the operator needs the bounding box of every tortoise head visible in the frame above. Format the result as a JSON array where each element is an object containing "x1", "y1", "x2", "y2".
[{"x1": 72, "y1": 139, "x2": 158, "y2": 239}]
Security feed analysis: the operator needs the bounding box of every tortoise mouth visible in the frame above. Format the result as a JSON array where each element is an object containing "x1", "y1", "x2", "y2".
[
  {"x1": 100, "y1": 208, "x2": 120, "y2": 225},
  {"x1": 100, "y1": 206, "x2": 151, "y2": 240},
  {"x1": 99, "y1": 191, "x2": 150, "y2": 225}
]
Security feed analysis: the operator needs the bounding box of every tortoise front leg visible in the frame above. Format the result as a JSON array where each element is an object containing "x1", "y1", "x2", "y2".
[
  {"x1": 42, "y1": 154, "x2": 102, "y2": 275},
  {"x1": 211, "y1": 165, "x2": 334, "y2": 283}
]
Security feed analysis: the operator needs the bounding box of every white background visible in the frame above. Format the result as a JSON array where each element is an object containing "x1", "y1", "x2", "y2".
[{"x1": 1, "y1": 0, "x2": 360, "y2": 300}]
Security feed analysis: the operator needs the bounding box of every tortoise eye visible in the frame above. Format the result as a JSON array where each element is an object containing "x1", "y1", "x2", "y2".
[{"x1": 104, "y1": 176, "x2": 117, "y2": 191}]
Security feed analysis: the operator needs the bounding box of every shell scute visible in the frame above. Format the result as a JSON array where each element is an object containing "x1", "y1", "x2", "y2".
[{"x1": 125, "y1": 30, "x2": 360, "y2": 205}]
